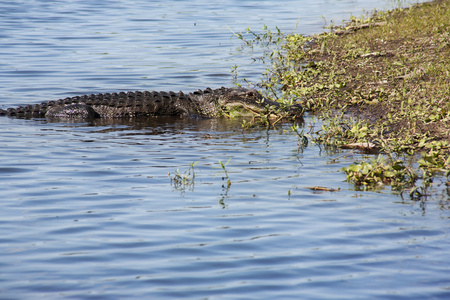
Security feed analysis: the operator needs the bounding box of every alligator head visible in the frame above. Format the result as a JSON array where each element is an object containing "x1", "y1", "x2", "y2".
[{"x1": 193, "y1": 87, "x2": 303, "y2": 118}]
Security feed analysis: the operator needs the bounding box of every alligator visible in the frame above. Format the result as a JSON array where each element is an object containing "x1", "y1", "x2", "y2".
[{"x1": 0, "y1": 87, "x2": 303, "y2": 120}]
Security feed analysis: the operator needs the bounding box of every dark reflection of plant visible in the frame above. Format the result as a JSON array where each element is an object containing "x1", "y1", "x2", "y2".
[{"x1": 218, "y1": 187, "x2": 230, "y2": 209}]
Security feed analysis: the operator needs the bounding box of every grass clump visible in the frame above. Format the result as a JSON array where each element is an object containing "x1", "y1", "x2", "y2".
[{"x1": 170, "y1": 161, "x2": 198, "y2": 190}]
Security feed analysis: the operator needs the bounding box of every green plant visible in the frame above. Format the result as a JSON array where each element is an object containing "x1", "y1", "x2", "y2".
[
  {"x1": 215, "y1": 158, "x2": 232, "y2": 188},
  {"x1": 290, "y1": 123, "x2": 309, "y2": 150},
  {"x1": 231, "y1": 64, "x2": 240, "y2": 85},
  {"x1": 342, "y1": 156, "x2": 416, "y2": 189},
  {"x1": 170, "y1": 161, "x2": 199, "y2": 189}
]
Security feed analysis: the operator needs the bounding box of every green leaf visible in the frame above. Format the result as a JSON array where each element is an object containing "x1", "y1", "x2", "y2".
[
  {"x1": 392, "y1": 161, "x2": 405, "y2": 170},
  {"x1": 361, "y1": 163, "x2": 372, "y2": 175},
  {"x1": 384, "y1": 170, "x2": 395, "y2": 178}
]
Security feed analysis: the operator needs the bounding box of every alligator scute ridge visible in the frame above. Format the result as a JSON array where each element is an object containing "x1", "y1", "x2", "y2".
[{"x1": 0, "y1": 87, "x2": 303, "y2": 120}]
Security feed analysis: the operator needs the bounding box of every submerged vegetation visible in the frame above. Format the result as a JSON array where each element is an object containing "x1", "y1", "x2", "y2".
[
  {"x1": 169, "y1": 161, "x2": 198, "y2": 190},
  {"x1": 170, "y1": 159, "x2": 233, "y2": 191},
  {"x1": 232, "y1": 0, "x2": 450, "y2": 197}
]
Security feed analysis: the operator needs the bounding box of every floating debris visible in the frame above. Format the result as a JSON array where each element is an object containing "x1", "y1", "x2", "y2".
[{"x1": 305, "y1": 186, "x2": 340, "y2": 192}]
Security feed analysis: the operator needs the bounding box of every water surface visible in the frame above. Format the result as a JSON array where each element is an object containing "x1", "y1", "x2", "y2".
[
  {"x1": 1, "y1": 0, "x2": 449, "y2": 299},
  {"x1": 0, "y1": 0, "x2": 422, "y2": 104}
]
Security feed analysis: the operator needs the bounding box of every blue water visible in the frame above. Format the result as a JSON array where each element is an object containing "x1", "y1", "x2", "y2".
[{"x1": 1, "y1": 0, "x2": 450, "y2": 299}]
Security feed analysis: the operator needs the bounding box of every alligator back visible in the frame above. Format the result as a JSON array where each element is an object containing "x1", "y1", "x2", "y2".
[
  {"x1": 0, "y1": 90, "x2": 198, "y2": 118},
  {"x1": 0, "y1": 87, "x2": 303, "y2": 120}
]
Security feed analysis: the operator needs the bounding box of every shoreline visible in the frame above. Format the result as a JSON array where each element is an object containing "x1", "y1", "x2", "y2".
[{"x1": 257, "y1": 0, "x2": 449, "y2": 193}]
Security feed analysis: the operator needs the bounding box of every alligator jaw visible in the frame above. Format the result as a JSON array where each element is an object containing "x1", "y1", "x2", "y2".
[
  {"x1": 217, "y1": 88, "x2": 268, "y2": 116},
  {"x1": 218, "y1": 88, "x2": 303, "y2": 118}
]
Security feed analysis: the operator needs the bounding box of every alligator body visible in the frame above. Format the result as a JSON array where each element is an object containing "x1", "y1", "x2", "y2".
[{"x1": 0, "y1": 87, "x2": 303, "y2": 120}]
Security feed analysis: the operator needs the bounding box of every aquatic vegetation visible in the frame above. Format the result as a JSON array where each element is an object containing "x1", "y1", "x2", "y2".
[
  {"x1": 290, "y1": 123, "x2": 309, "y2": 151},
  {"x1": 170, "y1": 161, "x2": 198, "y2": 189},
  {"x1": 216, "y1": 158, "x2": 232, "y2": 188},
  {"x1": 342, "y1": 156, "x2": 416, "y2": 189}
]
